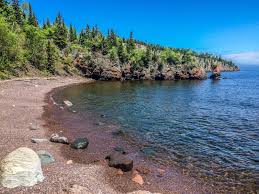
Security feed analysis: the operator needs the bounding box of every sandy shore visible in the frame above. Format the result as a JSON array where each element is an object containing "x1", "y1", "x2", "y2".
[{"x1": 0, "y1": 77, "x2": 132, "y2": 194}]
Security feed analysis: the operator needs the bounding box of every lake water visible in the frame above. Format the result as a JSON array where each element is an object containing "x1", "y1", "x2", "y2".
[{"x1": 54, "y1": 65, "x2": 259, "y2": 192}]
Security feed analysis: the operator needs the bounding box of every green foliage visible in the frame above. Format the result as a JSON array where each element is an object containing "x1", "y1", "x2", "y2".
[
  {"x1": 46, "y1": 40, "x2": 59, "y2": 74},
  {"x1": 53, "y1": 13, "x2": 68, "y2": 49},
  {"x1": 69, "y1": 24, "x2": 77, "y2": 43},
  {"x1": 0, "y1": 0, "x2": 237, "y2": 79},
  {"x1": 0, "y1": 15, "x2": 24, "y2": 73},
  {"x1": 24, "y1": 25, "x2": 47, "y2": 69},
  {"x1": 117, "y1": 41, "x2": 128, "y2": 64},
  {"x1": 28, "y1": 3, "x2": 38, "y2": 27}
]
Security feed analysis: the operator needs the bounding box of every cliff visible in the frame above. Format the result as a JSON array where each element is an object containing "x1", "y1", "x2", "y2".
[{"x1": 73, "y1": 51, "x2": 239, "y2": 81}]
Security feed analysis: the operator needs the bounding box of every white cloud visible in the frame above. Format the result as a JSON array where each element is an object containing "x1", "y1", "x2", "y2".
[{"x1": 224, "y1": 51, "x2": 259, "y2": 65}]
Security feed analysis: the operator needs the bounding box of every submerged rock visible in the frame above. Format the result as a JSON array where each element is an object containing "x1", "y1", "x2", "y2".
[
  {"x1": 70, "y1": 138, "x2": 89, "y2": 149},
  {"x1": 37, "y1": 150, "x2": 55, "y2": 165},
  {"x1": 105, "y1": 151, "x2": 133, "y2": 172},
  {"x1": 113, "y1": 146, "x2": 126, "y2": 154},
  {"x1": 63, "y1": 100, "x2": 73, "y2": 107},
  {"x1": 50, "y1": 133, "x2": 69, "y2": 144},
  {"x1": 0, "y1": 147, "x2": 44, "y2": 188},
  {"x1": 96, "y1": 122, "x2": 105, "y2": 126}
]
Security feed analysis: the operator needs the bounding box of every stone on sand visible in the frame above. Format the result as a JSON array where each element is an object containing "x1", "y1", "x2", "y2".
[
  {"x1": 0, "y1": 147, "x2": 44, "y2": 188},
  {"x1": 37, "y1": 150, "x2": 55, "y2": 165},
  {"x1": 106, "y1": 151, "x2": 133, "y2": 172},
  {"x1": 65, "y1": 184, "x2": 93, "y2": 194},
  {"x1": 70, "y1": 138, "x2": 89, "y2": 149},
  {"x1": 132, "y1": 173, "x2": 144, "y2": 185},
  {"x1": 50, "y1": 133, "x2": 69, "y2": 144},
  {"x1": 31, "y1": 138, "x2": 48, "y2": 143}
]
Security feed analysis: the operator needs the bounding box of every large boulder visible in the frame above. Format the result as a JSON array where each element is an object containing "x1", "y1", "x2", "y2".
[
  {"x1": 105, "y1": 151, "x2": 133, "y2": 172},
  {"x1": 70, "y1": 138, "x2": 89, "y2": 149},
  {"x1": 0, "y1": 147, "x2": 44, "y2": 188}
]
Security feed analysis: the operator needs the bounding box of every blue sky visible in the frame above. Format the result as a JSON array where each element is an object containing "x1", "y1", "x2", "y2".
[{"x1": 27, "y1": 0, "x2": 259, "y2": 64}]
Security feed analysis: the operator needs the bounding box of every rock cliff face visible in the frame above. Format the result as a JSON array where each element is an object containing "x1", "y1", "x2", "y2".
[{"x1": 74, "y1": 52, "x2": 238, "y2": 81}]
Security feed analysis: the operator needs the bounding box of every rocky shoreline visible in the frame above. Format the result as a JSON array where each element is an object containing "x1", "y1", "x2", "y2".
[
  {"x1": 0, "y1": 77, "x2": 174, "y2": 194},
  {"x1": 0, "y1": 77, "x2": 217, "y2": 194}
]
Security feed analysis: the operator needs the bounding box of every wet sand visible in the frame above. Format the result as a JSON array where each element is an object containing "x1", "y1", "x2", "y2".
[{"x1": 0, "y1": 77, "x2": 214, "y2": 194}]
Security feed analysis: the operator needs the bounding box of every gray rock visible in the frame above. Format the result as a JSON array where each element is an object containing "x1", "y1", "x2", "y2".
[
  {"x1": 50, "y1": 133, "x2": 69, "y2": 144},
  {"x1": 71, "y1": 138, "x2": 89, "y2": 149},
  {"x1": 105, "y1": 151, "x2": 133, "y2": 172},
  {"x1": 0, "y1": 147, "x2": 44, "y2": 188},
  {"x1": 37, "y1": 150, "x2": 55, "y2": 165},
  {"x1": 29, "y1": 125, "x2": 40, "y2": 130},
  {"x1": 96, "y1": 122, "x2": 105, "y2": 126},
  {"x1": 31, "y1": 138, "x2": 48, "y2": 143},
  {"x1": 113, "y1": 146, "x2": 126, "y2": 154},
  {"x1": 63, "y1": 100, "x2": 73, "y2": 107}
]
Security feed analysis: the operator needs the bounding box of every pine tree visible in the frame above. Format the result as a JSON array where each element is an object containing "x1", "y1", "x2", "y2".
[
  {"x1": 12, "y1": 0, "x2": 23, "y2": 25},
  {"x1": 43, "y1": 18, "x2": 51, "y2": 29},
  {"x1": 117, "y1": 41, "x2": 128, "y2": 64},
  {"x1": 46, "y1": 40, "x2": 58, "y2": 74},
  {"x1": 53, "y1": 13, "x2": 68, "y2": 49},
  {"x1": 127, "y1": 31, "x2": 135, "y2": 54},
  {"x1": 28, "y1": 3, "x2": 35, "y2": 26},
  {"x1": 69, "y1": 24, "x2": 77, "y2": 43}
]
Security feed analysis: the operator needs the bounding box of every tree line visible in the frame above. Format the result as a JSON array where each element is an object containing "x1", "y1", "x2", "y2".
[{"x1": 0, "y1": 0, "x2": 236, "y2": 79}]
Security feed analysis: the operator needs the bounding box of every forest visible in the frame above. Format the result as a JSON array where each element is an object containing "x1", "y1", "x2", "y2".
[{"x1": 0, "y1": 0, "x2": 238, "y2": 80}]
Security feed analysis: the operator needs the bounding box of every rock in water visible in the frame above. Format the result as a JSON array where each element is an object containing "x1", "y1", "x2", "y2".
[
  {"x1": 50, "y1": 133, "x2": 69, "y2": 144},
  {"x1": 0, "y1": 147, "x2": 44, "y2": 188},
  {"x1": 105, "y1": 151, "x2": 133, "y2": 172},
  {"x1": 63, "y1": 100, "x2": 73, "y2": 107},
  {"x1": 210, "y1": 73, "x2": 221, "y2": 80},
  {"x1": 70, "y1": 138, "x2": 89, "y2": 149},
  {"x1": 37, "y1": 150, "x2": 55, "y2": 165}
]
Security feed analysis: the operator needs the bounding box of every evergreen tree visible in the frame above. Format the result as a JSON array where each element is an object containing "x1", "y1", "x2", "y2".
[
  {"x1": 53, "y1": 13, "x2": 68, "y2": 49},
  {"x1": 46, "y1": 40, "x2": 58, "y2": 74},
  {"x1": 12, "y1": 0, "x2": 23, "y2": 25},
  {"x1": 28, "y1": 3, "x2": 37, "y2": 26},
  {"x1": 43, "y1": 18, "x2": 51, "y2": 29},
  {"x1": 127, "y1": 31, "x2": 135, "y2": 54},
  {"x1": 69, "y1": 24, "x2": 77, "y2": 43},
  {"x1": 117, "y1": 41, "x2": 128, "y2": 64}
]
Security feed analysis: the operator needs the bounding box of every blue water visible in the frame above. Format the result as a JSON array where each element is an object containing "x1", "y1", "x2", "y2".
[{"x1": 55, "y1": 65, "x2": 259, "y2": 191}]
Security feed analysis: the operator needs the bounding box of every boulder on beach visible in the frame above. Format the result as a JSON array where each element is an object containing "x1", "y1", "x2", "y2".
[
  {"x1": 105, "y1": 151, "x2": 133, "y2": 172},
  {"x1": 37, "y1": 150, "x2": 55, "y2": 165},
  {"x1": 70, "y1": 138, "x2": 89, "y2": 149},
  {"x1": 0, "y1": 147, "x2": 44, "y2": 188},
  {"x1": 50, "y1": 133, "x2": 69, "y2": 144}
]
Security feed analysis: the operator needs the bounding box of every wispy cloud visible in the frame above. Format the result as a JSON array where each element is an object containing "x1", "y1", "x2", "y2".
[{"x1": 224, "y1": 51, "x2": 259, "y2": 65}]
